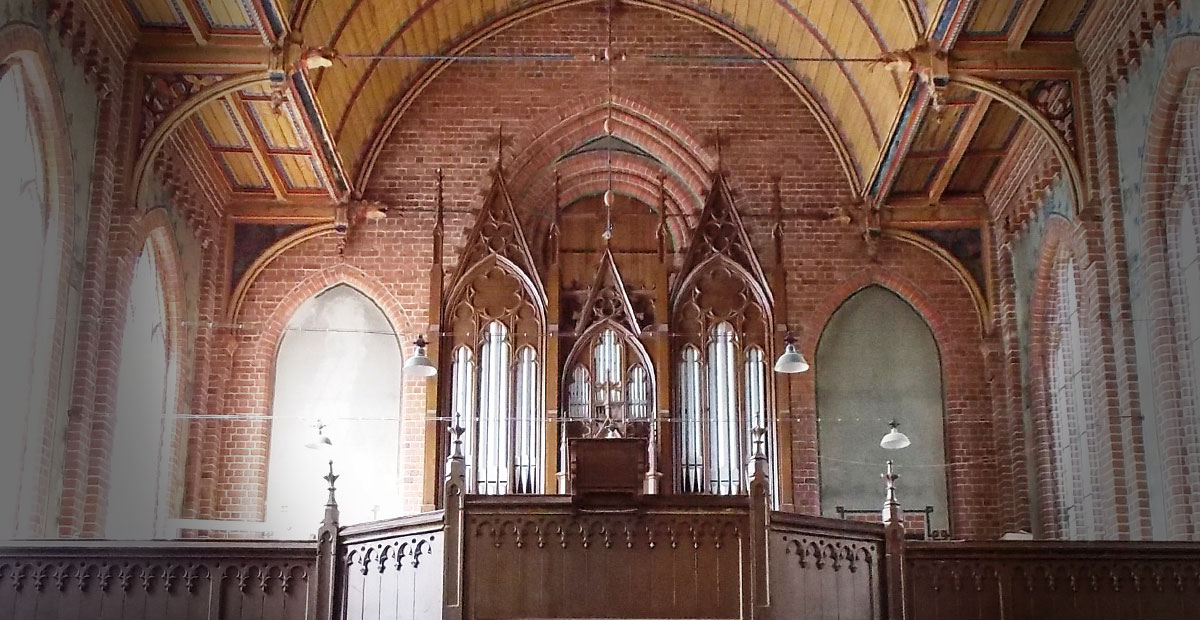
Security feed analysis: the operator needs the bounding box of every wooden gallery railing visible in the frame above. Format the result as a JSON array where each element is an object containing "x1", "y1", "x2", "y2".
[{"x1": 4, "y1": 449, "x2": 1200, "y2": 619}]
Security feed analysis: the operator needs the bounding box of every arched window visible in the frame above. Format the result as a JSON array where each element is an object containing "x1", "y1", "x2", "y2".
[
  {"x1": 266, "y1": 285, "x2": 403, "y2": 537},
  {"x1": 1047, "y1": 259, "x2": 1099, "y2": 539},
  {"x1": 107, "y1": 242, "x2": 175, "y2": 539},
  {"x1": 0, "y1": 59, "x2": 64, "y2": 538},
  {"x1": 816, "y1": 286, "x2": 949, "y2": 535}
]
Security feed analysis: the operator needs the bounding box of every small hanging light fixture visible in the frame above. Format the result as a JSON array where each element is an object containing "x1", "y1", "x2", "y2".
[
  {"x1": 403, "y1": 335, "x2": 437, "y2": 376},
  {"x1": 879, "y1": 419, "x2": 911, "y2": 450},
  {"x1": 305, "y1": 421, "x2": 333, "y2": 451},
  {"x1": 773, "y1": 333, "x2": 809, "y2": 373}
]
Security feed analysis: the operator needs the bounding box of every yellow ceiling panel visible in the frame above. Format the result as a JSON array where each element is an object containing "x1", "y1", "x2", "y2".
[
  {"x1": 1031, "y1": 0, "x2": 1089, "y2": 35},
  {"x1": 195, "y1": 100, "x2": 247, "y2": 148},
  {"x1": 248, "y1": 99, "x2": 307, "y2": 151},
  {"x1": 129, "y1": 0, "x2": 185, "y2": 26},
  {"x1": 220, "y1": 152, "x2": 269, "y2": 189},
  {"x1": 965, "y1": 0, "x2": 1018, "y2": 34},
  {"x1": 276, "y1": 154, "x2": 325, "y2": 190},
  {"x1": 199, "y1": 0, "x2": 254, "y2": 29},
  {"x1": 303, "y1": 0, "x2": 919, "y2": 187}
]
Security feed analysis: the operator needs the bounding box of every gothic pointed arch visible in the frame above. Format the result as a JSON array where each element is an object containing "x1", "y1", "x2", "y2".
[
  {"x1": 672, "y1": 172, "x2": 772, "y2": 308},
  {"x1": 449, "y1": 168, "x2": 545, "y2": 305},
  {"x1": 577, "y1": 247, "x2": 641, "y2": 336}
]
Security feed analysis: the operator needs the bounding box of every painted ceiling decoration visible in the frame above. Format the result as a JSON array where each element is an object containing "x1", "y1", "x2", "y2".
[{"x1": 120, "y1": 0, "x2": 1095, "y2": 240}]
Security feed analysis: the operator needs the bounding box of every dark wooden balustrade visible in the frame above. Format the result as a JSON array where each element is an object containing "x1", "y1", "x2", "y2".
[
  {"x1": 903, "y1": 540, "x2": 1200, "y2": 620},
  {"x1": 0, "y1": 540, "x2": 326, "y2": 620},
  {"x1": 6, "y1": 453, "x2": 1200, "y2": 620}
]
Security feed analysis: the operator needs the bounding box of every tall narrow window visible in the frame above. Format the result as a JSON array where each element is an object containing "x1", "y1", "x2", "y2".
[
  {"x1": 266, "y1": 286, "x2": 403, "y2": 537},
  {"x1": 108, "y1": 243, "x2": 175, "y2": 539},
  {"x1": 0, "y1": 61, "x2": 64, "y2": 538},
  {"x1": 568, "y1": 366, "x2": 591, "y2": 418},
  {"x1": 1048, "y1": 260, "x2": 1099, "y2": 538}
]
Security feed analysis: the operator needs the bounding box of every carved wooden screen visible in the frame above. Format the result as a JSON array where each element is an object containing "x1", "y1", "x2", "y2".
[
  {"x1": 671, "y1": 174, "x2": 775, "y2": 496},
  {"x1": 442, "y1": 172, "x2": 546, "y2": 495}
]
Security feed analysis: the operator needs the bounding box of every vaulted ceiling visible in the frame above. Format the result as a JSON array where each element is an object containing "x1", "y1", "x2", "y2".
[{"x1": 123, "y1": 0, "x2": 1093, "y2": 218}]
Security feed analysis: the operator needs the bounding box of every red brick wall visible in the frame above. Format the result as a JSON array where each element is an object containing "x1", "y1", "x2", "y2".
[{"x1": 194, "y1": 4, "x2": 1001, "y2": 538}]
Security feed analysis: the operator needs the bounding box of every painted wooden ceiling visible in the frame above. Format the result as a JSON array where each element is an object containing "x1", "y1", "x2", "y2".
[{"x1": 122, "y1": 0, "x2": 1093, "y2": 207}]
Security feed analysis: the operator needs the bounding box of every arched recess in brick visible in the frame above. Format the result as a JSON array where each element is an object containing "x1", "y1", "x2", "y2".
[
  {"x1": 505, "y1": 95, "x2": 713, "y2": 248},
  {"x1": 104, "y1": 209, "x2": 188, "y2": 538},
  {"x1": 814, "y1": 284, "x2": 949, "y2": 537},
  {"x1": 190, "y1": 261, "x2": 416, "y2": 522},
  {"x1": 801, "y1": 249, "x2": 994, "y2": 538},
  {"x1": 1135, "y1": 35, "x2": 1200, "y2": 539},
  {"x1": 0, "y1": 23, "x2": 77, "y2": 538},
  {"x1": 1027, "y1": 214, "x2": 1115, "y2": 540}
]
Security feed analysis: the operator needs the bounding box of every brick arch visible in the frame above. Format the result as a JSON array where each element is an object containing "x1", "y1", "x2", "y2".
[
  {"x1": 507, "y1": 96, "x2": 712, "y2": 250},
  {"x1": 802, "y1": 256, "x2": 989, "y2": 537},
  {"x1": 522, "y1": 149, "x2": 693, "y2": 252},
  {"x1": 0, "y1": 22, "x2": 79, "y2": 536},
  {"x1": 251, "y1": 264, "x2": 415, "y2": 370},
  {"x1": 1026, "y1": 214, "x2": 1101, "y2": 539},
  {"x1": 85, "y1": 208, "x2": 189, "y2": 536},
  {"x1": 213, "y1": 264, "x2": 415, "y2": 523},
  {"x1": 1136, "y1": 35, "x2": 1200, "y2": 538}
]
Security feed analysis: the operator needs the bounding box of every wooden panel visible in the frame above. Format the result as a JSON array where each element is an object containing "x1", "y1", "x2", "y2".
[
  {"x1": 247, "y1": 99, "x2": 308, "y2": 151},
  {"x1": 964, "y1": 0, "x2": 1019, "y2": 34},
  {"x1": 221, "y1": 152, "x2": 271, "y2": 189},
  {"x1": 194, "y1": 99, "x2": 248, "y2": 147},
  {"x1": 464, "y1": 506, "x2": 748, "y2": 619},
  {"x1": 127, "y1": 0, "x2": 186, "y2": 27},
  {"x1": 904, "y1": 542, "x2": 1200, "y2": 620},
  {"x1": 947, "y1": 154, "x2": 1000, "y2": 193},
  {"x1": 275, "y1": 154, "x2": 325, "y2": 190},
  {"x1": 968, "y1": 104, "x2": 1020, "y2": 151},
  {"x1": 1030, "y1": 0, "x2": 1090, "y2": 36},
  {"x1": 339, "y1": 515, "x2": 445, "y2": 620},
  {"x1": 0, "y1": 541, "x2": 319, "y2": 620},
  {"x1": 198, "y1": 0, "x2": 256, "y2": 29},
  {"x1": 766, "y1": 513, "x2": 885, "y2": 620},
  {"x1": 892, "y1": 159, "x2": 938, "y2": 194}
]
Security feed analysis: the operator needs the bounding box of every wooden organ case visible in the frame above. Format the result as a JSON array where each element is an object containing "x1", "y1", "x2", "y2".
[{"x1": 428, "y1": 164, "x2": 788, "y2": 506}]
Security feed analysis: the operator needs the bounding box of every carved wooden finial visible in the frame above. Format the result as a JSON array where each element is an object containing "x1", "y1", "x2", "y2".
[
  {"x1": 433, "y1": 168, "x2": 445, "y2": 265},
  {"x1": 489, "y1": 123, "x2": 512, "y2": 173},
  {"x1": 703, "y1": 129, "x2": 730, "y2": 174},
  {"x1": 657, "y1": 174, "x2": 669, "y2": 264}
]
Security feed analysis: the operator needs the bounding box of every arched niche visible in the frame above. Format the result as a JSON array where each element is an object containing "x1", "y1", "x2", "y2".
[
  {"x1": 266, "y1": 285, "x2": 403, "y2": 537},
  {"x1": 816, "y1": 285, "x2": 949, "y2": 534},
  {"x1": 107, "y1": 242, "x2": 177, "y2": 539}
]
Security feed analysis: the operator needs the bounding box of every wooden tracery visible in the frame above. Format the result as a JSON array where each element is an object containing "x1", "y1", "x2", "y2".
[
  {"x1": 440, "y1": 169, "x2": 547, "y2": 495},
  {"x1": 670, "y1": 173, "x2": 776, "y2": 496}
]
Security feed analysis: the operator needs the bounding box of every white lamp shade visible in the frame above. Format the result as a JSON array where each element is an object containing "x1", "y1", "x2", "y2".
[
  {"x1": 305, "y1": 432, "x2": 333, "y2": 452},
  {"x1": 773, "y1": 343, "x2": 810, "y2": 373},
  {"x1": 403, "y1": 353, "x2": 437, "y2": 376},
  {"x1": 880, "y1": 427, "x2": 911, "y2": 450}
]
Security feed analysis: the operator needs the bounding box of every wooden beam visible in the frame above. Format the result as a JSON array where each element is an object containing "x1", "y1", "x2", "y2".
[
  {"x1": 225, "y1": 94, "x2": 289, "y2": 201},
  {"x1": 133, "y1": 38, "x2": 272, "y2": 71},
  {"x1": 230, "y1": 199, "x2": 336, "y2": 223},
  {"x1": 950, "y1": 41, "x2": 1081, "y2": 75},
  {"x1": 176, "y1": 0, "x2": 214, "y2": 46},
  {"x1": 1007, "y1": 0, "x2": 1047, "y2": 50},
  {"x1": 882, "y1": 201, "x2": 988, "y2": 230},
  {"x1": 929, "y1": 96, "x2": 992, "y2": 203}
]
